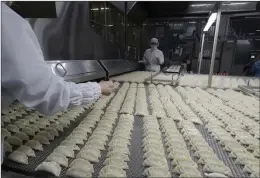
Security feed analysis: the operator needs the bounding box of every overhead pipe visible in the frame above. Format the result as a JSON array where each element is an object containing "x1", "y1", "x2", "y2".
[{"x1": 208, "y1": 2, "x2": 222, "y2": 87}]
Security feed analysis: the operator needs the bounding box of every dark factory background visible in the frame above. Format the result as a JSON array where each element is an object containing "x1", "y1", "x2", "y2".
[{"x1": 9, "y1": 1, "x2": 260, "y2": 76}]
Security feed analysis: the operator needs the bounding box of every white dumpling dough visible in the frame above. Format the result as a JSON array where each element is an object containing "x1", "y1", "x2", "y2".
[
  {"x1": 16, "y1": 145, "x2": 36, "y2": 157},
  {"x1": 8, "y1": 151, "x2": 28, "y2": 164},
  {"x1": 46, "y1": 152, "x2": 68, "y2": 167},
  {"x1": 25, "y1": 140, "x2": 43, "y2": 151},
  {"x1": 35, "y1": 161, "x2": 61, "y2": 177}
]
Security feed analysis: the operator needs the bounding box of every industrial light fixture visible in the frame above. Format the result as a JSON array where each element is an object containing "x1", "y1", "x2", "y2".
[{"x1": 203, "y1": 13, "x2": 217, "y2": 32}]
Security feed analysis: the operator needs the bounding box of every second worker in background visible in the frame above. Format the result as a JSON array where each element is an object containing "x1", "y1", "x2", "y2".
[{"x1": 143, "y1": 38, "x2": 164, "y2": 72}]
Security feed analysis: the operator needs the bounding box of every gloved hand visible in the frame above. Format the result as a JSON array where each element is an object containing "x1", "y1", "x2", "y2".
[{"x1": 99, "y1": 81, "x2": 115, "y2": 95}]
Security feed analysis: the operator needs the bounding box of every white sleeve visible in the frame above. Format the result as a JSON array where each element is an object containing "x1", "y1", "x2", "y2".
[
  {"x1": 158, "y1": 51, "x2": 164, "y2": 65},
  {"x1": 143, "y1": 50, "x2": 149, "y2": 65},
  {"x1": 1, "y1": 5, "x2": 101, "y2": 116}
]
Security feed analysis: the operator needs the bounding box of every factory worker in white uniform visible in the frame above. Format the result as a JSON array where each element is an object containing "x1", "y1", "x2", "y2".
[
  {"x1": 143, "y1": 38, "x2": 164, "y2": 72},
  {"x1": 1, "y1": 2, "x2": 116, "y2": 164},
  {"x1": 1, "y1": 2, "x2": 115, "y2": 116}
]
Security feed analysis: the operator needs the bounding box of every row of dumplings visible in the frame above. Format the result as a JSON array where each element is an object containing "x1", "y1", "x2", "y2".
[
  {"x1": 188, "y1": 88, "x2": 260, "y2": 145},
  {"x1": 178, "y1": 120, "x2": 232, "y2": 177},
  {"x1": 207, "y1": 89, "x2": 259, "y2": 120},
  {"x1": 94, "y1": 93, "x2": 116, "y2": 110},
  {"x1": 120, "y1": 83, "x2": 137, "y2": 114},
  {"x1": 141, "y1": 116, "x2": 170, "y2": 177},
  {"x1": 106, "y1": 83, "x2": 129, "y2": 112},
  {"x1": 179, "y1": 88, "x2": 259, "y2": 177},
  {"x1": 188, "y1": 88, "x2": 260, "y2": 157},
  {"x1": 35, "y1": 110, "x2": 117, "y2": 177},
  {"x1": 156, "y1": 85, "x2": 183, "y2": 122},
  {"x1": 159, "y1": 117, "x2": 202, "y2": 178},
  {"x1": 135, "y1": 83, "x2": 149, "y2": 116},
  {"x1": 5, "y1": 106, "x2": 88, "y2": 164},
  {"x1": 206, "y1": 124, "x2": 260, "y2": 178},
  {"x1": 111, "y1": 71, "x2": 154, "y2": 83},
  {"x1": 182, "y1": 88, "x2": 260, "y2": 158},
  {"x1": 166, "y1": 86, "x2": 202, "y2": 125},
  {"x1": 148, "y1": 84, "x2": 166, "y2": 118},
  {"x1": 99, "y1": 114, "x2": 134, "y2": 177}
]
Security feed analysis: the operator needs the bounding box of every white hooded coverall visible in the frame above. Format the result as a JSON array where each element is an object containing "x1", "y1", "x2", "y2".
[
  {"x1": 143, "y1": 48, "x2": 164, "y2": 72},
  {"x1": 1, "y1": 3, "x2": 102, "y2": 115}
]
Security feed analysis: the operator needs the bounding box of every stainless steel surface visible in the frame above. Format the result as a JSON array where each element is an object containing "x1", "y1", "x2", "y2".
[
  {"x1": 198, "y1": 33, "x2": 205, "y2": 74},
  {"x1": 208, "y1": 3, "x2": 222, "y2": 87},
  {"x1": 99, "y1": 59, "x2": 139, "y2": 78},
  {"x1": 47, "y1": 60, "x2": 106, "y2": 83}
]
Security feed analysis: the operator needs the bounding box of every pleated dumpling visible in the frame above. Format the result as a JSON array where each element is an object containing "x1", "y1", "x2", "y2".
[
  {"x1": 25, "y1": 140, "x2": 43, "y2": 151},
  {"x1": 54, "y1": 146, "x2": 75, "y2": 158},
  {"x1": 45, "y1": 127, "x2": 59, "y2": 137},
  {"x1": 6, "y1": 136, "x2": 23, "y2": 146},
  {"x1": 33, "y1": 135, "x2": 50, "y2": 145},
  {"x1": 2, "y1": 128, "x2": 11, "y2": 139},
  {"x1": 22, "y1": 127, "x2": 36, "y2": 136},
  {"x1": 143, "y1": 167, "x2": 171, "y2": 177},
  {"x1": 46, "y1": 152, "x2": 68, "y2": 167},
  {"x1": 8, "y1": 151, "x2": 28, "y2": 164},
  {"x1": 37, "y1": 131, "x2": 55, "y2": 140},
  {"x1": 35, "y1": 161, "x2": 61, "y2": 177},
  {"x1": 14, "y1": 132, "x2": 29, "y2": 142},
  {"x1": 16, "y1": 145, "x2": 36, "y2": 157},
  {"x1": 103, "y1": 158, "x2": 129, "y2": 170},
  {"x1": 99, "y1": 165, "x2": 127, "y2": 177},
  {"x1": 66, "y1": 166, "x2": 92, "y2": 178},
  {"x1": 7, "y1": 124, "x2": 20, "y2": 133},
  {"x1": 4, "y1": 141, "x2": 13, "y2": 153}
]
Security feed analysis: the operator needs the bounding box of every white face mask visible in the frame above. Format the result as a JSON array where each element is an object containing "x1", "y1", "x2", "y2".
[{"x1": 151, "y1": 45, "x2": 157, "y2": 50}]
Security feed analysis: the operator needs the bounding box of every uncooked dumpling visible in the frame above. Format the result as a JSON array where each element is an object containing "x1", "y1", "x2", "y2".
[
  {"x1": 16, "y1": 145, "x2": 36, "y2": 157},
  {"x1": 37, "y1": 131, "x2": 55, "y2": 140},
  {"x1": 25, "y1": 140, "x2": 43, "y2": 151},
  {"x1": 45, "y1": 127, "x2": 59, "y2": 136},
  {"x1": 6, "y1": 136, "x2": 23, "y2": 146},
  {"x1": 4, "y1": 141, "x2": 12, "y2": 153},
  {"x1": 14, "y1": 132, "x2": 29, "y2": 142},
  {"x1": 26, "y1": 125, "x2": 39, "y2": 132},
  {"x1": 69, "y1": 159, "x2": 93, "y2": 170},
  {"x1": 143, "y1": 156, "x2": 168, "y2": 167},
  {"x1": 2, "y1": 128, "x2": 11, "y2": 139},
  {"x1": 49, "y1": 123, "x2": 64, "y2": 132},
  {"x1": 106, "y1": 152, "x2": 130, "y2": 162},
  {"x1": 33, "y1": 135, "x2": 50, "y2": 145},
  {"x1": 7, "y1": 124, "x2": 20, "y2": 133},
  {"x1": 143, "y1": 167, "x2": 171, "y2": 177},
  {"x1": 66, "y1": 166, "x2": 92, "y2": 178},
  {"x1": 76, "y1": 149, "x2": 100, "y2": 163},
  {"x1": 35, "y1": 161, "x2": 61, "y2": 177},
  {"x1": 103, "y1": 158, "x2": 128, "y2": 170},
  {"x1": 54, "y1": 146, "x2": 75, "y2": 158},
  {"x1": 46, "y1": 152, "x2": 68, "y2": 167},
  {"x1": 99, "y1": 165, "x2": 127, "y2": 177},
  {"x1": 22, "y1": 127, "x2": 35, "y2": 136},
  {"x1": 203, "y1": 163, "x2": 232, "y2": 176},
  {"x1": 8, "y1": 151, "x2": 28, "y2": 164}
]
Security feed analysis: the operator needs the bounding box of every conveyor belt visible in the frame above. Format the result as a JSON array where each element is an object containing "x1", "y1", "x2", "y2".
[{"x1": 2, "y1": 83, "x2": 257, "y2": 178}]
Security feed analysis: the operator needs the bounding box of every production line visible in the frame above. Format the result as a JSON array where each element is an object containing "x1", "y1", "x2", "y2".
[{"x1": 1, "y1": 76, "x2": 259, "y2": 177}]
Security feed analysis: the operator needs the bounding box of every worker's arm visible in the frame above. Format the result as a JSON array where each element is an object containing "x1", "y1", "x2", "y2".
[
  {"x1": 157, "y1": 51, "x2": 164, "y2": 65},
  {"x1": 143, "y1": 50, "x2": 150, "y2": 65},
  {"x1": 1, "y1": 8, "x2": 101, "y2": 116}
]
